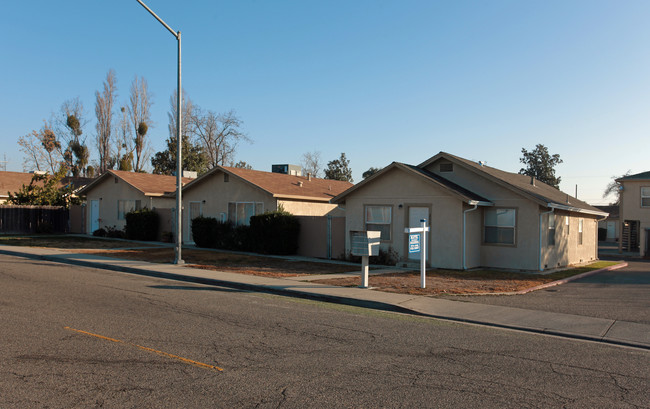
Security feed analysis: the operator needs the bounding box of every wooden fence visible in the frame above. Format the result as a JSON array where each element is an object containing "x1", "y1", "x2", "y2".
[{"x1": 0, "y1": 205, "x2": 69, "y2": 234}]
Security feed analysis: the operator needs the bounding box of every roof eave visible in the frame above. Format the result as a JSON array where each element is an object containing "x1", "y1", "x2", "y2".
[
  {"x1": 273, "y1": 194, "x2": 332, "y2": 202},
  {"x1": 547, "y1": 203, "x2": 608, "y2": 217}
]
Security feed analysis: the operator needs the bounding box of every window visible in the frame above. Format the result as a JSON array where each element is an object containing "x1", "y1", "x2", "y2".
[
  {"x1": 228, "y1": 202, "x2": 264, "y2": 225},
  {"x1": 565, "y1": 215, "x2": 570, "y2": 234},
  {"x1": 578, "y1": 218, "x2": 584, "y2": 245},
  {"x1": 224, "y1": 174, "x2": 229, "y2": 183},
  {"x1": 484, "y1": 208, "x2": 516, "y2": 245},
  {"x1": 642, "y1": 187, "x2": 650, "y2": 207},
  {"x1": 548, "y1": 213, "x2": 556, "y2": 246},
  {"x1": 440, "y1": 162, "x2": 453, "y2": 172},
  {"x1": 365, "y1": 205, "x2": 392, "y2": 241},
  {"x1": 117, "y1": 200, "x2": 141, "y2": 220}
]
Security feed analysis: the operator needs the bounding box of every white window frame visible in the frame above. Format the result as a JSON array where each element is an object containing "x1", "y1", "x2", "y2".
[
  {"x1": 578, "y1": 218, "x2": 584, "y2": 245},
  {"x1": 484, "y1": 208, "x2": 516, "y2": 245},
  {"x1": 641, "y1": 187, "x2": 650, "y2": 207},
  {"x1": 365, "y1": 205, "x2": 392, "y2": 241},
  {"x1": 548, "y1": 213, "x2": 556, "y2": 246},
  {"x1": 228, "y1": 202, "x2": 264, "y2": 226},
  {"x1": 117, "y1": 199, "x2": 141, "y2": 220}
]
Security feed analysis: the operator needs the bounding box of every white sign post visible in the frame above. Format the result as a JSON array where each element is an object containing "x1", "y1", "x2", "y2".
[{"x1": 404, "y1": 219, "x2": 429, "y2": 289}]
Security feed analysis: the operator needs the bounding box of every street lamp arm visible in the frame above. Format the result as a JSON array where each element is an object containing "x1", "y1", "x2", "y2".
[{"x1": 136, "y1": 0, "x2": 179, "y2": 38}]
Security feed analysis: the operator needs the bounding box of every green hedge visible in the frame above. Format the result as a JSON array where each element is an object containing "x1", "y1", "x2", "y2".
[
  {"x1": 190, "y1": 210, "x2": 300, "y2": 255},
  {"x1": 249, "y1": 210, "x2": 300, "y2": 254},
  {"x1": 125, "y1": 208, "x2": 159, "y2": 241}
]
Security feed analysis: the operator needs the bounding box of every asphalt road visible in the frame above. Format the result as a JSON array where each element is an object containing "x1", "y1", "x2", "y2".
[
  {"x1": 1, "y1": 254, "x2": 648, "y2": 408},
  {"x1": 443, "y1": 260, "x2": 650, "y2": 325}
]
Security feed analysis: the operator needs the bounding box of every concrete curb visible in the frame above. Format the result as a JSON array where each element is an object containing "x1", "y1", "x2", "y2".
[{"x1": 513, "y1": 262, "x2": 629, "y2": 295}]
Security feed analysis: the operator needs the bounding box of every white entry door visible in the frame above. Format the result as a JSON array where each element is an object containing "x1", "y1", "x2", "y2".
[
  {"x1": 408, "y1": 207, "x2": 429, "y2": 261},
  {"x1": 606, "y1": 221, "x2": 616, "y2": 241},
  {"x1": 90, "y1": 200, "x2": 100, "y2": 233}
]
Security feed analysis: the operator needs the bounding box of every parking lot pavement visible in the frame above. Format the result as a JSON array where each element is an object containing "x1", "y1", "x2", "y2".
[{"x1": 441, "y1": 259, "x2": 650, "y2": 325}]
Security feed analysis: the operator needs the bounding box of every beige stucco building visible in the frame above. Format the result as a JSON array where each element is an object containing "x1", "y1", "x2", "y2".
[
  {"x1": 78, "y1": 170, "x2": 192, "y2": 234},
  {"x1": 333, "y1": 152, "x2": 607, "y2": 271},
  {"x1": 180, "y1": 166, "x2": 352, "y2": 243},
  {"x1": 617, "y1": 171, "x2": 650, "y2": 256}
]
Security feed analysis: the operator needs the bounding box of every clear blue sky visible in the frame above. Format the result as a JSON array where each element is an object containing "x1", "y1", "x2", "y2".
[{"x1": 2, "y1": 0, "x2": 649, "y2": 205}]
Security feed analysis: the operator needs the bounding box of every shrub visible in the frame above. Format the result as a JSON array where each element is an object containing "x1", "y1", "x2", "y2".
[
  {"x1": 249, "y1": 210, "x2": 300, "y2": 255},
  {"x1": 598, "y1": 227, "x2": 607, "y2": 241},
  {"x1": 125, "y1": 208, "x2": 159, "y2": 241},
  {"x1": 93, "y1": 228, "x2": 107, "y2": 237},
  {"x1": 191, "y1": 217, "x2": 220, "y2": 248},
  {"x1": 105, "y1": 225, "x2": 125, "y2": 239}
]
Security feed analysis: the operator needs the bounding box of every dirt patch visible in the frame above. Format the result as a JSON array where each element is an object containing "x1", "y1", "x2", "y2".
[
  {"x1": 313, "y1": 272, "x2": 549, "y2": 295},
  {"x1": 76, "y1": 248, "x2": 354, "y2": 277},
  {"x1": 312, "y1": 262, "x2": 618, "y2": 295}
]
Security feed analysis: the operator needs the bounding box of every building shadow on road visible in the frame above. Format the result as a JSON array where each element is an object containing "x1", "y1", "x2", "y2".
[{"x1": 147, "y1": 284, "x2": 248, "y2": 293}]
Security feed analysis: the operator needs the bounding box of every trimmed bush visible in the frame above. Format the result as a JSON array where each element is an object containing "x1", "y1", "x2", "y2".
[
  {"x1": 191, "y1": 217, "x2": 220, "y2": 248},
  {"x1": 125, "y1": 208, "x2": 159, "y2": 241},
  {"x1": 249, "y1": 210, "x2": 300, "y2": 255}
]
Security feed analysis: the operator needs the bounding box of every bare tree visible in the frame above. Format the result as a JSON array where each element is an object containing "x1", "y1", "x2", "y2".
[
  {"x1": 128, "y1": 76, "x2": 153, "y2": 172},
  {"x1": 17, "y1": 121, "x2": 63, "y2": 173},
  {"x1": 603, "y1": 171, "x2": 631, "y2": 205},
  {"x1": 55, "y1": 97, "x2": 89, "y2": 176},
  {"x1": 167, "y1": 88, "x2": 195, "y2": 147},
  {"x1": 301, "y1": 151, "x2": 322, "y2": 178},
  {"x1": 95, "y1": 70, "x2": 117, "y2": 174},
  {"x1": 191, "y1": 108, "x2": 248, "y2": 168}
]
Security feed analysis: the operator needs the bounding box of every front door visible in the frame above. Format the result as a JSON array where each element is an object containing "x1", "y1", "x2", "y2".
[
  {"x1": 606, "y1": 221, "x2": 616, "y2": 241},
  {"x1": 407, "y1": 207, "x2": 429, "y2": 262},
  {"x1": 90, "y1": 200, "x2": 100, "y2": 233}
]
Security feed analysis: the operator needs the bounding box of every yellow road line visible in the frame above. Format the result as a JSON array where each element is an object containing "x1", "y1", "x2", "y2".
[{"x1": 64, "y1": 326, "x2": 223, "y2": 372}]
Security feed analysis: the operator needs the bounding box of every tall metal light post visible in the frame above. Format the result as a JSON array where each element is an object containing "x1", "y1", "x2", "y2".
[{"x1": 137, "y1": 0, "x2": 184, "y2": 264}]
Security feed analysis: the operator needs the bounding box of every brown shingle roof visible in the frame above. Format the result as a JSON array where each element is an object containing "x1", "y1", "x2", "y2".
[
  {"x1": 79, "y1": 170, "x2": 193, "y2": 197},
  {"x1": 184, "y1": 166, "x2": 353, "y2": 201},
  {"x1": 421, "y1": 152, "x2": 606, "y2": 215},
  {"x1": 0, "y1": 171, "x2": 92, "y2": 198}
]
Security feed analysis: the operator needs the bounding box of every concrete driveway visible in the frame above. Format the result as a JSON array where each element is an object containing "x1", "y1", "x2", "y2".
[{"x1": 444, "y1": 259, "x2": 650, "y2": 325}]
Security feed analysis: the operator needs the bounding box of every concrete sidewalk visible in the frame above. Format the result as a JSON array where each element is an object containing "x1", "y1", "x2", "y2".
[{"x1": 1, "y1": 244, "x2": 648, "y2": 351}]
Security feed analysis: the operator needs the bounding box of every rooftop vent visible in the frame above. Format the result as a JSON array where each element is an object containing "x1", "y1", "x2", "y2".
[{"x1": 530, "y1": 176, "x2": 535, "y2": 186}]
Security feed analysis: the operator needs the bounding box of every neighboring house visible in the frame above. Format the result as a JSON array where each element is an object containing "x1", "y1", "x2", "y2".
[
  {"x1": 332, "y1": 152, "x2": 607, "y2": 271},
  {"x1": 0, "y1": 171, "x2": 91, "y2": 204},
  {"x1": 78, "y1": 170, "x2": 193, "y2": 234},
  {"x1": 616, "y1": 171, "x2": 650, "y2": 256},
  {"x1": 180, "y1": 166, "x2": 353, "y2": 243},
  {"x1": 595, "y1": 205, "x2": 619, "y2": 242}
]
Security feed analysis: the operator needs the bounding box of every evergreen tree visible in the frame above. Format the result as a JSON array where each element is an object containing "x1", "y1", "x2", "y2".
[
  {"x1": 519, "y1": 144, "x2": 562, "y2": 188},
  {"x1": 324, "y1": 152, "x2": 353, "y2": 182}
]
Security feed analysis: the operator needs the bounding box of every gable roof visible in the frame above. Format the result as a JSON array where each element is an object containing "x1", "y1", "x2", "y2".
[
  {"x1": 78, "y1": 170, "x2": 193, "y2": 197},
  {"x1": 419, "y1": 152, "x2": 607, "y2": 216},
  {"x1": 331, "y1": 162, "x2": 491, "y2": 205},
  {"x1": 183, "y1": 166, "x2": 353, "y2": 202},
  {"x1": 0, "y1": 171, "x2": 92, "y2": 199},
  {"x1": 595, "y1": 205, "x2": 619, "y2": 218},
  {"x1": 617, "y1": 171, "x2": 650, "y2": 181}
]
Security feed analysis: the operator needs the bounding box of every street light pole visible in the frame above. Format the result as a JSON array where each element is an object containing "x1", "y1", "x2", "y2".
[{"x1": 136, "y1": 0, "x2": 184, "y2": 264}]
